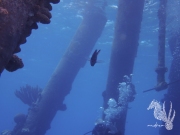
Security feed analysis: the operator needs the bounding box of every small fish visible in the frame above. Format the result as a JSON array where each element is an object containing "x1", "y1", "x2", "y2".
[{"x1": 90, "y1": 49, "x2": 100, "y2": 66}]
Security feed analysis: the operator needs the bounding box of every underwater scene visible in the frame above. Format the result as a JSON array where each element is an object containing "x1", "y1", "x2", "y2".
[{"x1": 0, "y1": 0, "x2": 180, "y2": 135}]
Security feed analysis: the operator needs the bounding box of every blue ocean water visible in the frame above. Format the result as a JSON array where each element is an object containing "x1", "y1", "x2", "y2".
[{"x1": 0, "y1": 0, "x2": 178, "y2": 135}]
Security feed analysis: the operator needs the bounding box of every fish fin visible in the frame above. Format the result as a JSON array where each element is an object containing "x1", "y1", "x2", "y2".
[
  {"x1": 96, "y1": 60, "x2": 104, "y2": 63},
  {"x1": 97, "y1": 49, "x2": 101, "y2": 54}
]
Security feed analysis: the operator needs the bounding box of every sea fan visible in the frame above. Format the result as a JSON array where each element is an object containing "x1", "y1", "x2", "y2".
[{"x1": 15, "y1": 84, "x2": 42, "y2": 106}]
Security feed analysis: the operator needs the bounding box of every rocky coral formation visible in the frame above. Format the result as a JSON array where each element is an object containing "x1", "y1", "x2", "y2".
[
  {"x1": 0, "y1": 0, "x2": 60, "y2": 74},
  {"x1": 14, "y1": 114, "x2": 26, "y2": 124},
  {"x1": 13, "y1": 114, "x2": 27, "y2": 134},
  {"x1": 0, "y1": 7, "x2": 8, "y2": 14},
  {"x1": 5, "y1": 54, "x2": 24, "y2": 72}
]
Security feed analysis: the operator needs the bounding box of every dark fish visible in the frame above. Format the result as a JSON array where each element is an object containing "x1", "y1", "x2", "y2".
[{"x1": 90, "y1": 49, "x2": 100, "y2": 66}]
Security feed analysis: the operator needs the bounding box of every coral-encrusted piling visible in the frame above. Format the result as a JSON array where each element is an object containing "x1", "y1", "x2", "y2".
[
  {"x1": 103, "y1": 0, "x2": 145, "y2": 134},
  {"x1": 0, "y1": 0, "x2": 55, "y2": 74},
  {"x1": 160, "y1": 31, "x2": 180, "y2": 135},
  {"x1": 17, "y1": 2, "x2": 107, "y2": 135}
]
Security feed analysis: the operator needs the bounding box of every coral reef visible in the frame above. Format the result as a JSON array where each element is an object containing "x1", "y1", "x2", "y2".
[
  {"x1": 5, "y1": 54, "x2": 24, "y2": 72},
  {"x1": 99, "y1": 75, "x2": 136, "y2": 128},
  {"x1": 95, "y1": 82, "x2": 135, "y2": 135},
  {"x1": 0, "y1": 7, "x2": 8, "y2": 14},
  {"x1": 14, "y1": 114, "x2": 26, "y2": 124},
  {"x1": 31, "y1": 4, "x2": 52, "y2": 24},
  {"x1": 0, "y1": 0, "x2": 60, "y2": 74},
  {"x1": 1, "y1": 114, "x2": 27, "y2": 135},
  {"x1": 15, "y1": 85, "x2": 42, "y2": 106},
  {"x1": 13, "y1": 113, "x2": 27, "y2": 134}
]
